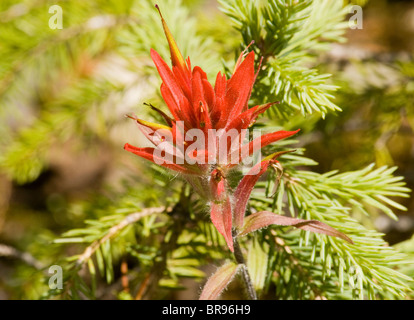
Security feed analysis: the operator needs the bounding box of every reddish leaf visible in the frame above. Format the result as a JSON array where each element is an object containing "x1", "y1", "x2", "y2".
[
  {"x1": 210, "y1": 198, "x2": 233, "y2": 252},
  {"x1": 233, "y1": 151, "x2": 294, "y2": 228},
  {"x1": 172, "y1": 65, "x2": 192, "y2": 99},
  {"x1": 210, "y1": 170, "x2": 234, "y2": 252},
  {"x1": 178, "y1": 94, "x2": 198, "y2": 128},
  {"x1": 258, "y1": 129, "x2": 301, "y2": 149},
  {"x1": 159, "y1": 82, "x2": 180, "y2": 121},
  {"x1": 225, "y1": 102, "x2": 275, "y2": 133},
  {"x1": 225, "y1": 51, "x2": 256, "y2": 121},
  {"x1": 199, "y1": 262, "x2": 239, "y2": 300},
  {"x1": 210, "y1": 72, "x2": 227, "y2": 126},
  {"x1": 239, "y1": 211, "x2": 353, "y2": 244},
  {"x1": 123, "y1": 144, "x2": 197, "y2": 175},
  {"x1": 202, "y1": 78, "x2": 215, "y2": 112},
  {"x1": 210, "y1": 169, "x2": 226, "y2": 200},
  {"x1": 151, "y1": 49, "x2": 184, "y2": 108},
  {"x1": 192, "y1": 67, "x2": 212, "y2": 129},
  {"x1": 233, "y1": 42, "x2": 253, "y2": 73},
  {"x1": 214, "y1": 71, "x2": 227, "y2": 98},
  {"x1": 233, "y1": 129, "x2": 301, "y2": 164},
  {"x1": 233, "y1": 159, "x2": 272, "y2": 228}
]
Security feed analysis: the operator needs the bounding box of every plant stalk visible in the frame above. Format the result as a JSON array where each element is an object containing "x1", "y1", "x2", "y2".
[{"x1": 233, "y1": 235, "x2": 258, "y2": 300}]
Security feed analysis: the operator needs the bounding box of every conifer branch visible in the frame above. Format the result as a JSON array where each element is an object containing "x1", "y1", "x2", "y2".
[{"x1": 75, "y1": 206, "x2": 169, "y2": 267}]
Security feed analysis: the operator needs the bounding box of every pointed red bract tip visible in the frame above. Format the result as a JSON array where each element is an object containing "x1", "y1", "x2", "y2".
[
  {"x1": 155, "y1": 4, "x2": 187, "y2": 71},
  {"x1": 246, "y1": 40, "x2": 255, "y2": 51}
]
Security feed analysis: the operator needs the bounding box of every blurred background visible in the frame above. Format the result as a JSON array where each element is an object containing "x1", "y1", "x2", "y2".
[{"x1": 0, "y1": 0, "x2": 413, "y2": 299}]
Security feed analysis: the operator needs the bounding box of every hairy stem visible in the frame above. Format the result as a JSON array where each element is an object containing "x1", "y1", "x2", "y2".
[{"x1": 233, "y1": 234, "x2": 257, "y2": 300}]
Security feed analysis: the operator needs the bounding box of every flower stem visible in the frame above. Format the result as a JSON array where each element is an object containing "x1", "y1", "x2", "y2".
[{"x1": 233, "y1": 234, "x2": 258, "y2": 300}]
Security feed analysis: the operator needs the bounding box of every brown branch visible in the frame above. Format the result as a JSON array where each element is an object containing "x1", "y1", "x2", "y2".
[
  {"x1": 135, "y1": 273, "x2": 151, "y2": 300},
  {"x1": 75, "y1": 206, "x2": 170, "y2": 267},
  {"x1": 0, "y1": 243, "x2": 43, "y2": 269},
  {"x1": 120, "y1": 259, "x2": 130, "y2": 293},
  {"x1": 143, "y1": 193, "x2": 190, "y2": 299}
]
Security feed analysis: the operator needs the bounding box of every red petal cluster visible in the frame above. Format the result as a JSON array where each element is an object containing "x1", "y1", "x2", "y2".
[{"x1": 124, "y1": 7, "x2": 302, "y2": 251}]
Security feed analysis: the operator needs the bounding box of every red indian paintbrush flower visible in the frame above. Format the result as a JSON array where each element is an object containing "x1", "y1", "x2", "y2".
[{"x1": 125, "y1": 6, "x2": 352, "y2": 252}]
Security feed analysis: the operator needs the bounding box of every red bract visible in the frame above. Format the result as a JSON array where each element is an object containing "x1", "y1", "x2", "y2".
[
  {"x1": 125, "y1": 7, "x2": 351, "y2": 252},
  {"x1": 124, "y1": 7, "x2": 299, "y2": 174}
]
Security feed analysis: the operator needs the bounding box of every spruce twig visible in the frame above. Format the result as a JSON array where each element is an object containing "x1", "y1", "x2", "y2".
[{"x1": 75, "y1": 206, "x2": 169, "y2": 267}]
